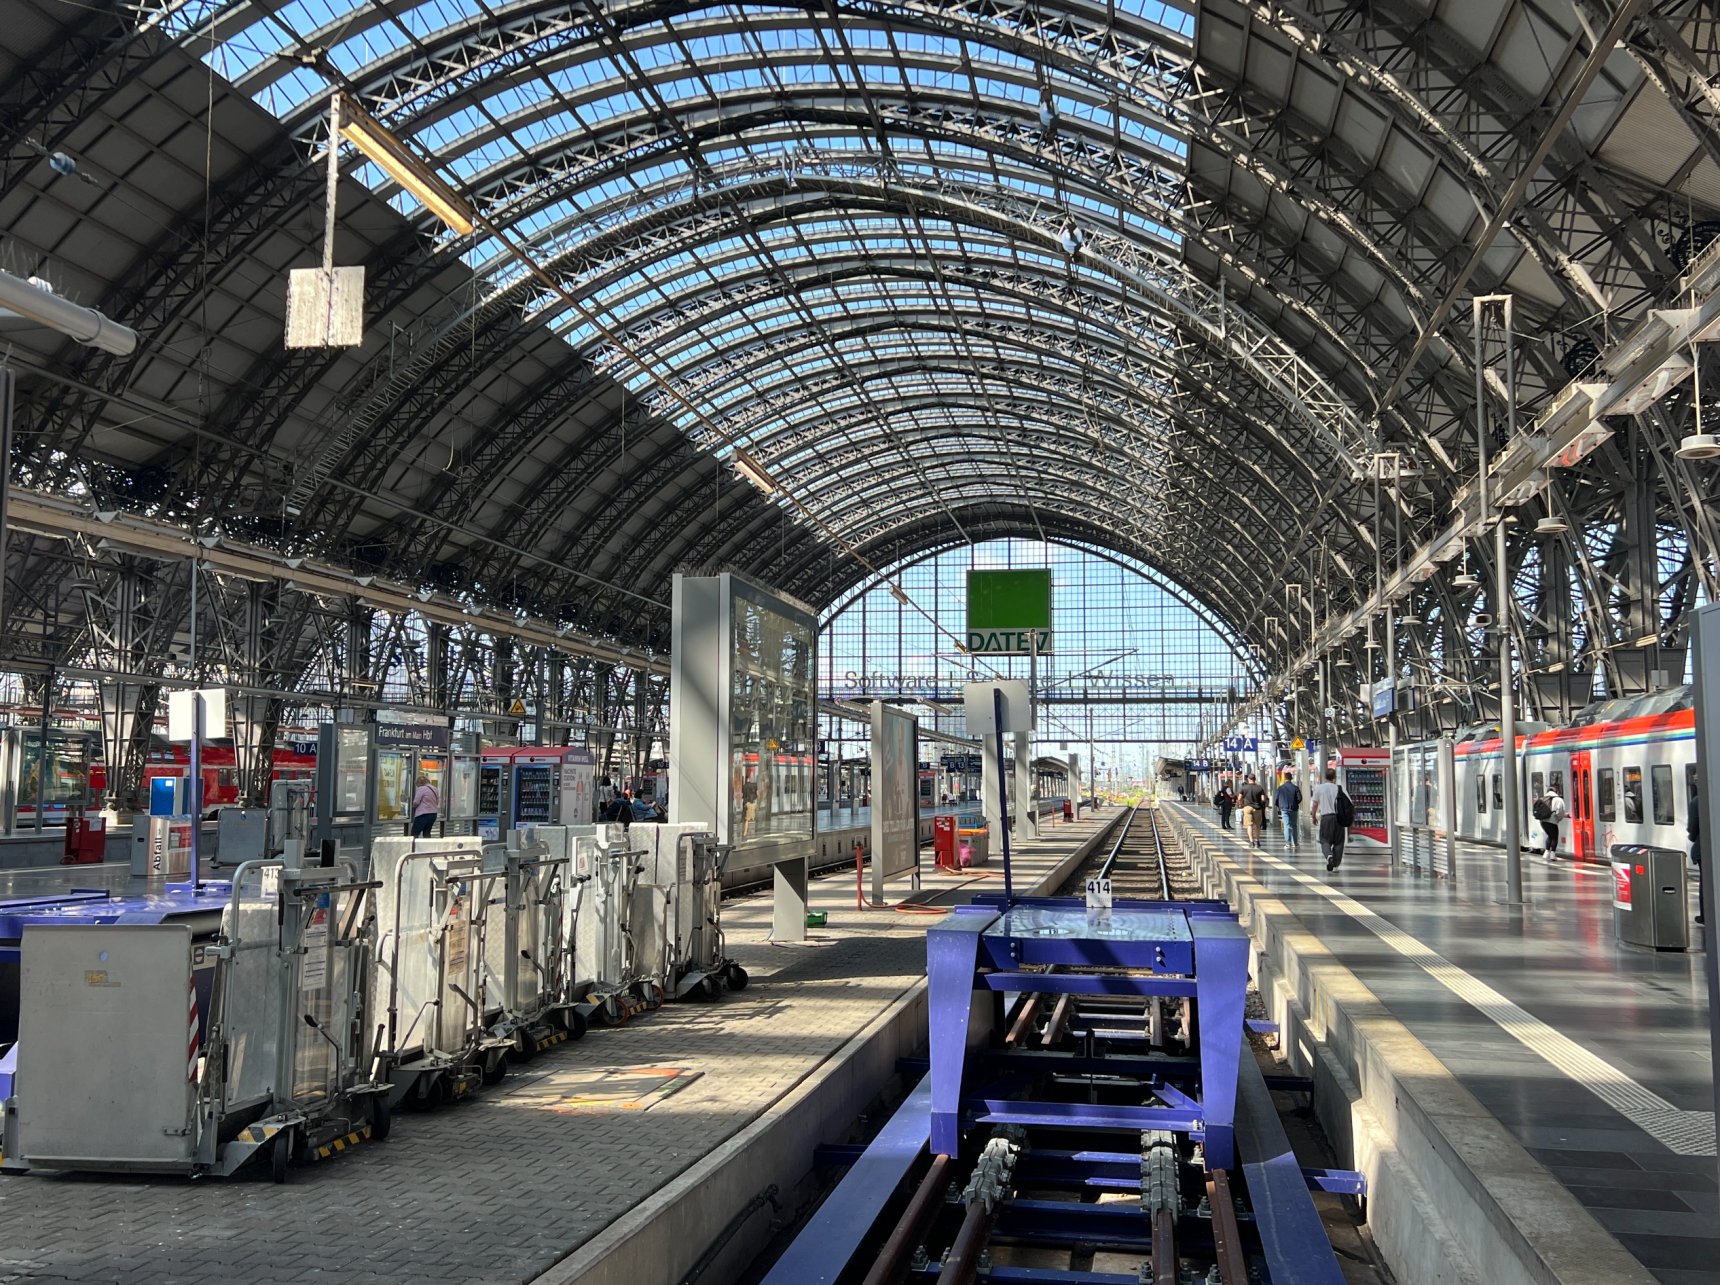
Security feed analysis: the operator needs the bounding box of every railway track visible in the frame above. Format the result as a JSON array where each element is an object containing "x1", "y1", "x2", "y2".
[{"x1": 1061, "y1": 802, "x2": 1200, "y2": 901}]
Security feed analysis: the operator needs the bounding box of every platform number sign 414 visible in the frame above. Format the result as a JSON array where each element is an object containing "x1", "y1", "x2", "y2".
[{"x1": 1085, "y1": 876, "x2": 1112, "y2": 911}]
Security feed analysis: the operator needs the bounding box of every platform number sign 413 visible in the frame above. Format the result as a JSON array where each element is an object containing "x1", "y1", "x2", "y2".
[{"x1": 1085, "y1": 876, "x2": 1112, "y2": 911}]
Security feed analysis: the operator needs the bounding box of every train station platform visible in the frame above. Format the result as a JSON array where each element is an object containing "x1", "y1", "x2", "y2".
[
  {"x1": 0, "y1": 809, "x2": 1125, "y2": 1285},
  {"x1": 1161, "y1": 803, "x2": 1716, "y2": 1285}
]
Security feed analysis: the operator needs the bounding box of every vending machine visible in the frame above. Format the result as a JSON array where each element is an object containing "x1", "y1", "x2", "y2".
[
  {"x1": 478, "y1": 749, "x2": 510, "y2": 840},
  {"x1": 512, "y1": 756, "x2": 557, "y2": 825},
  {"x1": 510, "y1": 746, "x2": 598, "y2": 827},
  {"x1": 1332, "y1": 746, "x2": 1389, "y2": 847}
]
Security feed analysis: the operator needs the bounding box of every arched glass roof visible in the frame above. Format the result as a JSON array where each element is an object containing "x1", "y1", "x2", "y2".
[
  {"x1": 145, "y1": 0, "x2": 1373, "y2": 631},
  {"x1": 8, "y1": 0, "x2": 1713, "y2": 704}
]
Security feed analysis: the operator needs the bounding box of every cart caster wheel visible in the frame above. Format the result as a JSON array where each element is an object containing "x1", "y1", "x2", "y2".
[
  {"x1": 371, "y1": 1097, "x2": 392, "y2": 1141},
  {"x1": 699, "y1": 975, "x2": 722, "y2": 1001},
  {"x1": 482, "y1": 1057, "x2": 508, "y2": 1086},
  {"x1": 419, "y1": 1074, "x2": 447, "y2": 1111},
  {"x1": 565, "y1": 1009, "x2": 588, "y2": 1041},
  {"x1": 643, "y1": 982, "x2": 667, "y2": 1011},
  {"x1": 271, "y1": 1128, "x2": 292, "y2": 1184},
  {"x1": 598, "y1": 997, "x2": 628, "y2": 1027},
  {"x1": 726, "y1": 965, "x2": 749, "y2": 992},
  {"x1": 507, "y1": 1033, "x2": 535, "y2": 1064}
]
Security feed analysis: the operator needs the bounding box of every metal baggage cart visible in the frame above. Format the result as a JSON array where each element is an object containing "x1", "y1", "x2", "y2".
[
  {"x1": 371, "y1": 836, "x2": 509, "y2": 1107},
  {"x1": 4, "y1": 852, "x2": 383, "y2": 1182}
]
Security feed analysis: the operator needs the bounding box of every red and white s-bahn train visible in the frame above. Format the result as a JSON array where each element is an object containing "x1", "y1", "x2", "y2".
[{"x1": 1421, "y1": 688, "x2": 1696, "y2": 862}]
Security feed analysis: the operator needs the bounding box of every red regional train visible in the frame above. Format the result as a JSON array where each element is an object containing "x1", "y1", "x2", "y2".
[{"x1": 89, "y1": 739, "x2": 320, "y2": 809}]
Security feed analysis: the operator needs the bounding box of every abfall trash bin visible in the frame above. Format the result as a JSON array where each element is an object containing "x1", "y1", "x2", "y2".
[{"x1": 1609, "y1": 844, "x2": 1690, "y2": 950}]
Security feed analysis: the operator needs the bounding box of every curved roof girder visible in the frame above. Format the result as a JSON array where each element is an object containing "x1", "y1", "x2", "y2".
[
  {"x1": 603, "y1": 273, "x2": 1372, "y2": 545},
  {"x1": 1214, "y1": 0, "x2": 1627, "y2": 337},
  {"x1": 738, "y1": 405, "x2": 1297, "y2": 581},
  {"x1": 256, "y1": 0, "x2": 1193, "y2": 135},
  {"x1": 697, "y1": 350, "x2": 1323, "y2": 549},
  {"x1": 525, "y1": 171, "x2": 1378, "y2": 467}
]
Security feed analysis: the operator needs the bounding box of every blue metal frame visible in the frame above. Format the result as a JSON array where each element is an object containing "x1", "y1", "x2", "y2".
[
  {"x1": 926, "y1": 898, "x2": 1250, "y2": 1168},
  {"x1": 1233, "y1": 1029, "x2": 1348, "y2": 1284},
  {"x1": 760, "y1": 1076, "x2": 932, "y2": 1285},
  {"x1": 775, "y1": 880, "x2": 1349, "y2": 1285}
]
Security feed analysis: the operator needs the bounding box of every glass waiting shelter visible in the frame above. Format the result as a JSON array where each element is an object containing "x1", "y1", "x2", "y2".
[{"x1": 0, "y1": 728, "x2": 94, "y2": 833}]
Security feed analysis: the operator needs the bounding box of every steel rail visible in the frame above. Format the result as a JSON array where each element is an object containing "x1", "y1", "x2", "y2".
[
  {"x1": 1097, "y1": 805, "x2": 1137, "y2": 880},
  {"x1": 859, "y1": 1153, "x2": 954, "y2": 1285},
  {"x1": 1148, "y1": 806, "x2": 1172, "y2": 902}
]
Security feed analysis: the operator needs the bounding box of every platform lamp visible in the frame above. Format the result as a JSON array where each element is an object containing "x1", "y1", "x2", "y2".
[{"x1": 1675, "y1": 338, "x2": 1719, "y2": 459}]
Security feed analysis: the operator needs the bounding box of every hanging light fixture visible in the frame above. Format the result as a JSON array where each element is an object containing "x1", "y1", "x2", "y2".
[
  {"x1": 1677, "y1": 333, "x2": 1718, "y2": 457},
  {"x1": 1534, "y1": 512, "x2": 1568, "y2": 535},
  {"x1": 1453, "y1": 562, "x2": 1479, "y2": 588}
]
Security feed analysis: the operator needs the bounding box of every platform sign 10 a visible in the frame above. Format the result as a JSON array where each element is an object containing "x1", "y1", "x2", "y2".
[{"x1": 966, "y1": 569, "x2": 1052, "y2": 654}]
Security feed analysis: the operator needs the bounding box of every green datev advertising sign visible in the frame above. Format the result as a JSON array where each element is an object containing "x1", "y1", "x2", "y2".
[{"x1": 966, "y1": 568, "x2": 1053, "y2": 654}]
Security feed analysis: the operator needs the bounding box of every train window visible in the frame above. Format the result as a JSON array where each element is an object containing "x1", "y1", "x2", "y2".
[
  {"x1": 1530, "y1": 772, "x2": 1544, "y2": 801},
  {"x1": 1598, "y1": 769, "x2": 1616, "y2": 822},
  {"x1": 1687, "y1": 762, "x2": 1699, "y2": 824},
  {"x1": 1492, "y1": 773, "x2": 1503, "y2": 810},
  {"x1": 1622, "y1": 767, "x2": 1644, "y2": 824},
  {"x1": 1477, "y1": 771, "x2": 1487, "y2": 813},
  {"x1": 1651, "y1": 765, "x2": 1673, "y2": 825},
  {"x1": 1549, "y1": 770, "x2": 1564, "y2": 805}
]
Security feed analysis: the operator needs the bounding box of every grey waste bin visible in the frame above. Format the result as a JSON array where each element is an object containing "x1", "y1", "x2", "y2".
[{"x1": 1609, "y1": 844, "x2": 1690, "y2": 950}]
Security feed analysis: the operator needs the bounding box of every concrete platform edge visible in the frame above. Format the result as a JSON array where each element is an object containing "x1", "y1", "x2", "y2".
[
  {"x1": 533, "y1": 978, "x2": 930, "y2": 1285},
  {"x1": 1163, "y1": 805, "x2": 1657, "y2": 1285},
  {"x1": 532, "y1": 810, "x2": 1128, "y2": 1285}
]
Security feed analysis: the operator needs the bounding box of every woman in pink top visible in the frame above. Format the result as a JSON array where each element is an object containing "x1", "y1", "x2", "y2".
[{"x1": 411, "y1": 776, "x2": 439, "y2": 837}]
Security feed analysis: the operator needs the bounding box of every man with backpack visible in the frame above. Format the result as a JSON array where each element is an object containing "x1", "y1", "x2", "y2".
[
  {"x1": 1531, "y1": 784, "x2": 1566, "y2": 856},
  {"x1": 1311, "y1": 767, "x2": 1354, "y2": 872},
  {"x1": 1237, "y1": 774, "x2": 1269, "y2": 847},
  {"x1": 1275, "y1": 771, "x2": 1304, "y2": 850}
]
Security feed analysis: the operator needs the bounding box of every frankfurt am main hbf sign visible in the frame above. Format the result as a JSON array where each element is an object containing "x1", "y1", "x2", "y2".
[{"x1": 966, "y1": 568, "x2": 1053, "y2": 655}]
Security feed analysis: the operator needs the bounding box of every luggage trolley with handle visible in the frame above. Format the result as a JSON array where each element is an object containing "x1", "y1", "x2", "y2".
[{"x1": 370, "y1": 836, "x2": 512, "y2": 1109}]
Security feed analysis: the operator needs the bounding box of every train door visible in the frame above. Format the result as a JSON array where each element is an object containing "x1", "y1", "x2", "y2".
[{"x1": 1571, "y1": 750, "x2": 1593, "y2": 862}]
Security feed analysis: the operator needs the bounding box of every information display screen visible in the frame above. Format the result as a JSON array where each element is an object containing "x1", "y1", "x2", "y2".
[
  {"x1": 728, "y1": 593, "x2": 815, "y2": 849},
  {"x1": 872, "y1": 703, "x2": 918, "y2": 881},
  {"x1": 334, "y1": 727, "x2": 371, "y2": 816}
]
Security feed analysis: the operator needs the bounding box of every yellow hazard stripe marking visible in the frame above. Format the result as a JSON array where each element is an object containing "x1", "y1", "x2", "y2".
[{"x1": 314, "y1": 1125, "x2": 372, "y2": 1160}]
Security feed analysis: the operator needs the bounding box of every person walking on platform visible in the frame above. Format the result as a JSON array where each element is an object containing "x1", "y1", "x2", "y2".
[
  {"x1": 1690, "y1": 789, "x2": 1706, "y2": 929},
  {"x1": 1215, "y1": 780, "x2": 1235, "y2": 830},
  {"x1": 1311, "y1": 768, "x2": 1353, "y2": 872},
  {"x1": 1531, "y1": 784, "x2": 1566, "y2": 856},
  {"x1": 1275, "y1": 772, "x2": 1303, "y2": 850},
  {"x1": 1238, "y1": 774, "x2": 1268, "y2": 847},
  {"x1": 410, "y1": 775, "x2": 439, "y2": 838}
]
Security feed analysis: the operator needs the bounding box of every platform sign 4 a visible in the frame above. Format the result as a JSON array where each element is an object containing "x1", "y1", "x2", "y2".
[{"x1": 966, "y1": 568, "x2": 1052, "y2": 654}]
